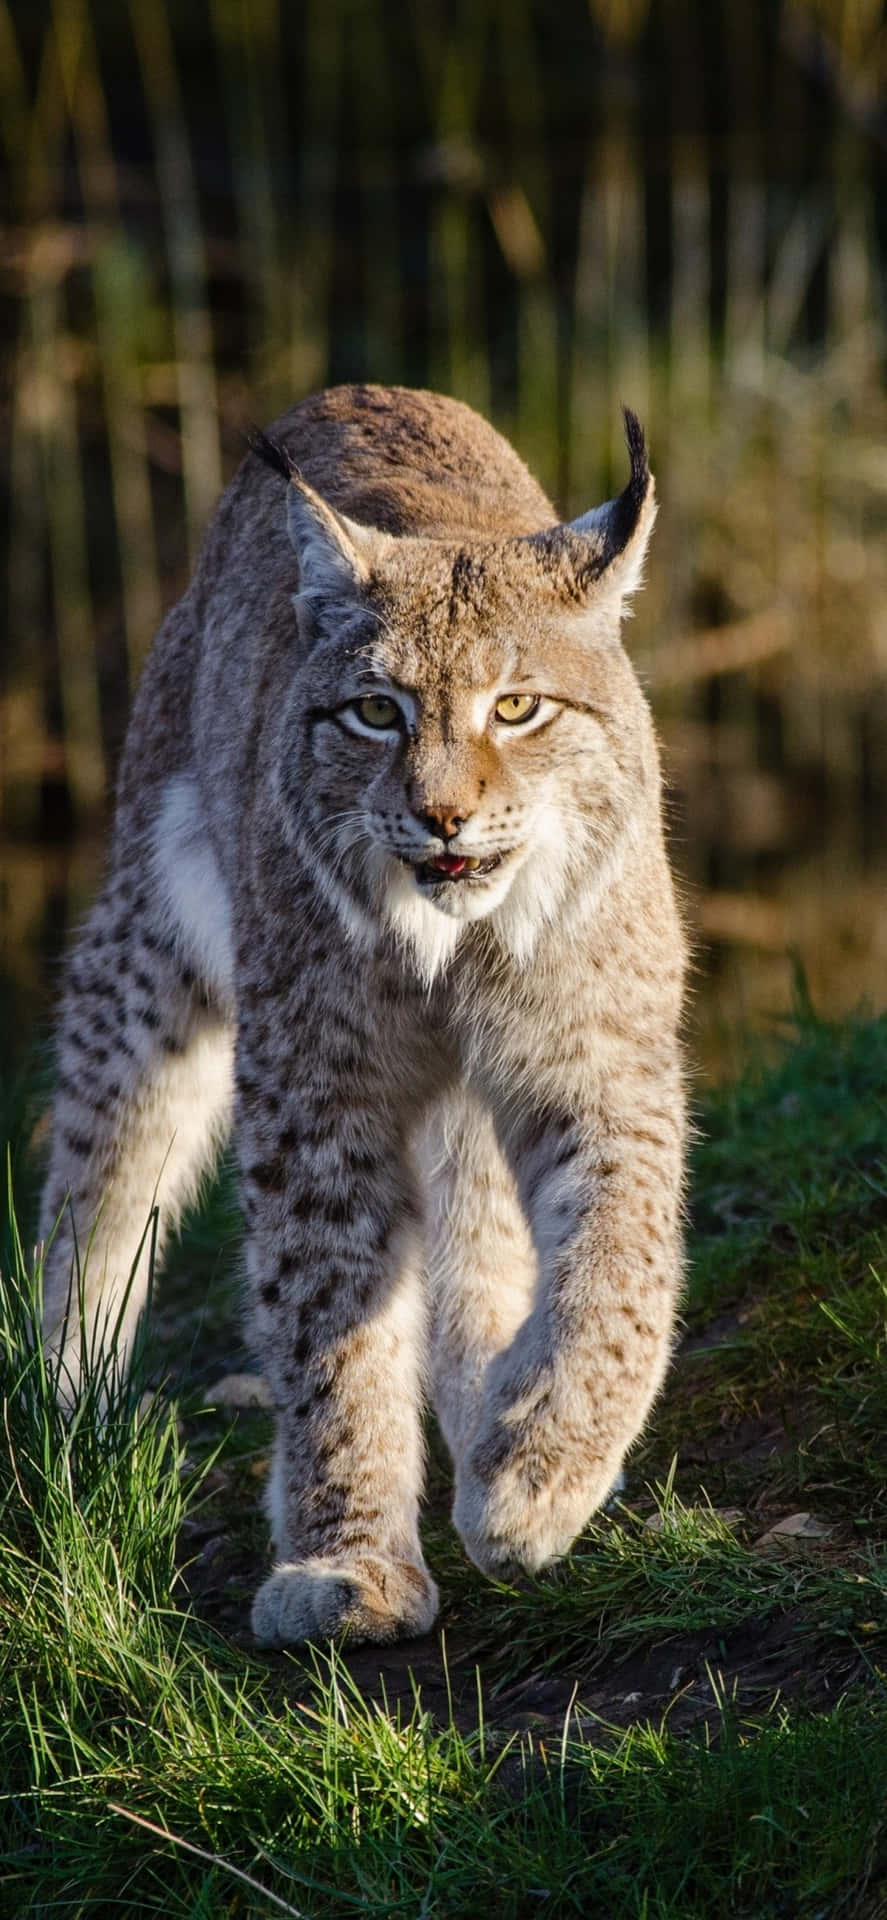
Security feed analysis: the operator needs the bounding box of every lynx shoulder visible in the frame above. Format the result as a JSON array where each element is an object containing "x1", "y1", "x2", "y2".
[{"x1": 41, "y1": 383, "x2": 686, "y2": 1647}]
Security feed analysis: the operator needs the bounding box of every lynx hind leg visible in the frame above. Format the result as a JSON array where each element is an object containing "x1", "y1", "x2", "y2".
[
  {"x1": 40, "y1": 853, "x2": 234, "y2": 1397},
  {"x1": 422, "y1": 1089, "x2": 537, "y2": 1468}
]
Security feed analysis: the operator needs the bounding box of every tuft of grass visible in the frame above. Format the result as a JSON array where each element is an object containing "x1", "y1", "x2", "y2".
[
  {"x1": 0, "y1": 1176, "x2": 185, "y2": 1583},
  {"x1": 432, "y1": 1474, "x2": 886, "y2": 1699}
]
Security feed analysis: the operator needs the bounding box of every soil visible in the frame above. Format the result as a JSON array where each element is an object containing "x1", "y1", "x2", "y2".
[
  {"x1": 178, "y1": 1507, "x2": 870, "y2": 1745},
  {"x1": 169, "y1": 1291, "x2": 878, "y2": 1746}
]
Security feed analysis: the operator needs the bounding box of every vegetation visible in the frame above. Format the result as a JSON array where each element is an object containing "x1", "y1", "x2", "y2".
[
  {"x1": 3, "y1": 0, "x2": 887, "y2": 1073},
  {"x1": 1, "y1": 1002, "x2": 885, "y2": 1915},
  {"x1": 1, "y1": 0, "x2": 886, "y2": 1903}
]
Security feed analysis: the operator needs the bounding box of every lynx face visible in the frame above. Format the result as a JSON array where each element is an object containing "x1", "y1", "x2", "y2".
[{"x1": 272, "y1": 518, "x2": 655, "y2": 976}]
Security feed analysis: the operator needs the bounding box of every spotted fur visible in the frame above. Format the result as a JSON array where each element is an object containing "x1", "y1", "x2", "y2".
[{"x1": 41, "y1": 383, "x2": 686, "y2": 1646}]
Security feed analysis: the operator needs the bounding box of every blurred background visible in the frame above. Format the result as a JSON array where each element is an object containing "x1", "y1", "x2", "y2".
[{"x1": 1, "y1": 0, "x2": 886, "y2": 1083}]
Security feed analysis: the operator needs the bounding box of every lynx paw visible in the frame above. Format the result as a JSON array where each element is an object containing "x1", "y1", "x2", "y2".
[
  {"x1": 453, "y1": 1448, "x2": 617, "y2": 1580},
  {"x1": 251, "y1": 1553, "x2": 439, "y2": 1648}
]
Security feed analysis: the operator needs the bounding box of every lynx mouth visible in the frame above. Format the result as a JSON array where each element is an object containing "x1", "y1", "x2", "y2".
[{"x1": 409, "y1": 851, "x2": 504, "y2": 888}]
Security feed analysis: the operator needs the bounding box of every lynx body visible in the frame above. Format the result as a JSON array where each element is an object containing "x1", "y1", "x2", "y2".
[{"x1": 41, "y1": 384, "x2": 686, "y2": 1646}]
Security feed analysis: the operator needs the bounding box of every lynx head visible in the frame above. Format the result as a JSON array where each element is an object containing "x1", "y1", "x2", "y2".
[{"x1": 255, "y1": 416, "x2": 658, "y2": 983}]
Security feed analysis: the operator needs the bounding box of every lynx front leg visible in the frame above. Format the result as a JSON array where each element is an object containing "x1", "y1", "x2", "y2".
[
  {"x1": 423, "y1": 1088, "x2": 537, "y2": 1466},
  {"x1": 237, "y1": 985, "x2": 439, "y2": 1648},
  {"x1": 41, "y1": 859, "x2": 234, "y2": 1394},
  {"x1": 453, "y1": 1084, "x2": 685, "y2": 1577}
]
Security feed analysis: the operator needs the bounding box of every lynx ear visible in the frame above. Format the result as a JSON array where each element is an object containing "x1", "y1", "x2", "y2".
[
  {"x1": 529, "y1": 410, "x2": 656, "y2": 614},
  {"x1": 248, "y1": 427, "x2": 381, "y2": 598}
]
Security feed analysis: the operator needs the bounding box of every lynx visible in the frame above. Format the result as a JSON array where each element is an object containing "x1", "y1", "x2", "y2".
[{"x1": 40, "y1": 384, "x2": 686, "y2": 1647}]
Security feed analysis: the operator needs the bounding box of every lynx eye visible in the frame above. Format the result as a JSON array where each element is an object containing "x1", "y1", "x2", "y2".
[
  {"x1": 355, "y1": 694, "x2": 400, "y2": 729},
  {"x1": 494, "y1": 693, "x2": 540, "y2": 725}
]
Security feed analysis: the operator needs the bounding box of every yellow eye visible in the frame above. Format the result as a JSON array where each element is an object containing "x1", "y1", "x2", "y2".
[
  {"x1": 494, "y1": 693, "x2": 540, "y2": 725},
  {"x1": 357, "y1": 694, "x2": 399, "y2": 729}
]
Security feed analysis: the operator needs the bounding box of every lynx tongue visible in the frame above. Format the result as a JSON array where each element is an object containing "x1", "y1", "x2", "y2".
[{"x1": 427, "y1": 851, "x2": 470, "y2": 876}]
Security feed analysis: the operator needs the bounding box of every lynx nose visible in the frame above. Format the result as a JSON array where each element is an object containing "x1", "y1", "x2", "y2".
[{"x1": 417, "y1": 804, "x2": 468, "y2": 841}]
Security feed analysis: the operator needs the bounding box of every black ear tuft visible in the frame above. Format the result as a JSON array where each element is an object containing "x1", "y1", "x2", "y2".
[
  {"x1": 603, "y1": 408, "x2": 650, "y2": 560},
  {"x1": 623, "y1": 408, "x2": 650, "y2": 511},
  {"x1": 246, "y1": 425, "x2": 300, "y2": 483}
]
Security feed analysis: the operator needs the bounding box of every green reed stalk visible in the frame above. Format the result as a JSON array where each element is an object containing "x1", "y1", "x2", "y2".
[
  {"x1": 208, "y1": 0, "x2": 290, "y2": 406},
  {"x1": 52, "y1": 0, "x2": 163, "y2": 690},
  {"x1": 6, "y1": 12, "x2": 105, "y2": 818},
  {"x1": 128, "y1": 0, "x2": 222, "y2": 565}
]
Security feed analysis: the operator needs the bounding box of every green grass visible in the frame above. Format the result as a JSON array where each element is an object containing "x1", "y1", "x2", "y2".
[
  {"x1": 1, "y1": 1006, "x2": 886, "y2": 1915},
  {"x1": 687, "y1": 995, "x2": 887, "y2": 1318}
]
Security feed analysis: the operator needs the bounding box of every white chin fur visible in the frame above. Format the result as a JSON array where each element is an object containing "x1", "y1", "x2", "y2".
[
  {"x1": 322, "y1": 815, "x2": 576, "y2": 989},
  {"x1": 488, "y1": 805, "x2": 574, "y2": 966},
  {"x1": 377, "y1": 808, "x2": 577, "y2": 983},
  {"x1": 378, "y1": 853, "x2": 523, "y2": 987}
]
